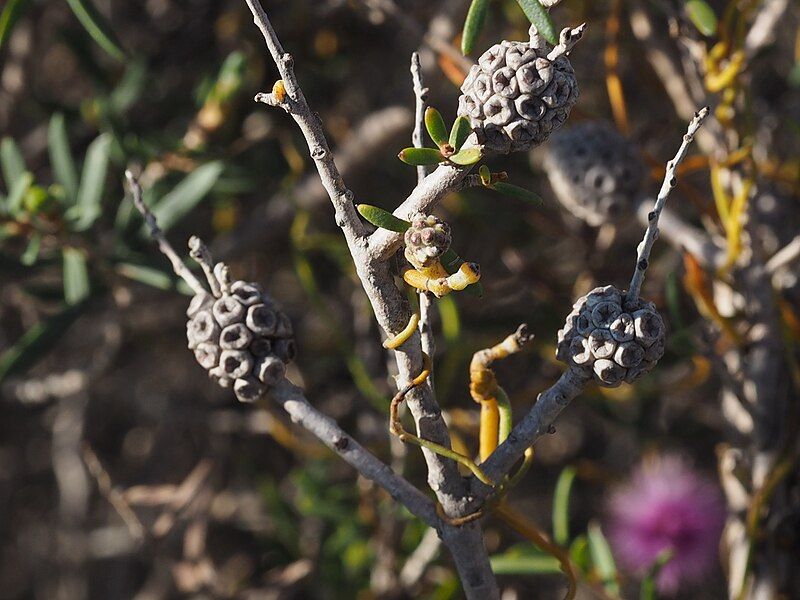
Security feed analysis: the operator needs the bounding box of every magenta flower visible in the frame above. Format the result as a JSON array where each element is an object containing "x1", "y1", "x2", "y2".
[{"x1": 607, "y1": 454, "x2": 725, "y2": 595}]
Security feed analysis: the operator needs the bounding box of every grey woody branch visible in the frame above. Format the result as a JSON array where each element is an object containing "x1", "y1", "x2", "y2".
[
  {"x1": 242, "y1": 3, "x2": 497, "y2": 597},
  {"x1": 269, "y1": 379, "x2": 441, "y2": 527},
  {"x1": 627, "y1": 106, "x2": 709, "y2": 302},
  {"x1": 125, "y1": 170, "x2": 206, "y2": 296}
]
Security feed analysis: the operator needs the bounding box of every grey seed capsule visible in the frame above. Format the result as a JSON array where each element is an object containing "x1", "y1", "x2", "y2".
[
  {"x1": 194, "y1": 343, "x2": 220, "y2": 369},
  {"x1": 492, "y1": 67, "x2": 519, "y2": 98},
  {"x1": 570, "y1": 336, "x2": 592, "y2": 365},
  {"x1": 234, "y1": 377, "x2": 264, "y2": 403},
  {"x1": 230, "y1": 281, "x2": 262, "y2": 306},
  {"x1": 187, "y1": 292, "x2": 213, "y2": 318},
  {"x1": 219, "y1": 323, "x2": 253, "y2": 350},
  {"x1": 275, "y1": 339, "x2": 297, "y2": 362},
  {"x1": 588, "y1": 329, "x2": 617, "y2": 359},
  {"x1": 634, "y1": 309, "x2": 664, "y2": 347},
  {"x1": 246, "y1": 304, "x2": 278, "y2": 336},
  {"x1": 256, "y1": 355, "x2": 286, "y2": 386},
  {"x1": 515, "y1": 95, "x2": 546, "y2": 121},
  {"x1": 209, "y1": 366, "x2": 232, "y2": 388},
  {"x1": 609, "y1": 313, "x2": 635, "y2": 342},
  {"x1": 213, "y1": 296, "x2": 245, "y2": 327},
  {"x1": 479, "y1": 46, "x2": 506, "y2": 72},
  {"x1": 591, "y1": 302, "x2": 622, "y2": 328},
  {"x1": 250, "y1": 337, "x2": 273, "y2": 357},
  {"x1": 593, "y1": 359, "x2": 624, "y2": 387},
  {"x1": 516, "y1": 63, "x2": 546, "y2": 95},
  {"x1": 187, "y1": 310, "x2": 219, "y2": 346},
  {"x1": 614, "y1": 341, "x2": 644, "y2": 368},
  {"x1": 219, "y1": 350, "x2": 253, "y2": 379},
  {"x1": 484, "y1": 95, "x2": 515, "y2": 126}
]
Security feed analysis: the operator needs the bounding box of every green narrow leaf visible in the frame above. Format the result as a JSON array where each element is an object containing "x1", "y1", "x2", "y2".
[
  {"x1": 438, "y1": 295, "x2": 461, "y2": 343},
  {"x1": 0, "y1": 0, "x2": 31, "y2": 50},
  {"x1": 1, "y1": 137, "x2": 26, "y2": 191},
  {"x1": 7, "y1": 171, "x2": 32, "y2": 215},
  {"x1": 424, "y1": 108, "x2": 449, "y2": 147},
  {"x1": 109, "y1": 58, "x2": 147, "y2": 115},
  {"x1": 449, "y1": 116, "x2": 473, "y2": 151},
  {"x1": 398, "y1": 147, "x2": 445, "y2": 166},
  {"x1": 461, "y1": 0, "x2": 490, "y2": 55},
  {"x1": 356, "y1": 204, "x2": 410, "y2": 233},
  {"x1": 0, "y1": 304, "x2": 85, "y2": 384},
  {"x1": 147, "y1": 161, "x2": 225, "y2": 233},
  {"x1": 70, "y1": 134, "x2": 111, "y2": 231},
  {"x1": 569, "y1": 535, "x2": 590, "y2": 572},
  {"x1": 640, "y1": 549, "x2": 674, "y2": 600},
  {"x1": 48, "y1": 114, "x2": 79, "y2": 204},
  {"x1": 62, "y1": 247, "x2": 90, "y2": 305},
  {"x1": 115, "y1": 262, "x2": 173, "y2": 290},
  {"x1": 588, "y1": 522, "x2": 620, "y2": 596},
  {"x1": 553, "y1": 466, "x2": 577, "y2": 546},
  {"x1": 685, "y1": 0, "x2": 718, "y2": 36},
  {"x1": 492, "y1": 181, "x2": 544, "y2": 204},
  {"x1": 490, "y1": 553, "x2": 562, "y2": 575},
  {"x1": 65, "y1": 0, "x2": 126, "y2": 60},
  {"x1": 448, "y1": 147, "x2": 482, "y2": 165},
  {"x1": 516, "y1": 0, "x2": 558, "y2": 45},
  {"x1": 20, "y1": 233, "x2": 41, "y2": 266}
]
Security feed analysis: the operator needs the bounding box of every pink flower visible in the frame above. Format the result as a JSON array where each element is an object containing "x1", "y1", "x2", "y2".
[{"x1": 607, "y1": 454, "x2": 725, "y2": 595}]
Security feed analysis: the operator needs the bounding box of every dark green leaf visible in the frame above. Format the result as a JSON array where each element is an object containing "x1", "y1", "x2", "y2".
[
  {"x1": 148, "y1": 161, "x2": 225, "y2": 233},
  {"x1": 553, "y1": 466, "x2": 577, "y2": 546},
  {"x1": 0, "y1": 0, "x2": 31, "y2": 50},
  {"x1": 516, "y1": 0, "x2": 558, "y2": 45},
  {"x1": 588, "y1": 522, "x2": 620, "y2": 596},
  {"x1": 356, "y1": 204, "x2": 410, "y2": 233},
  {"x1": 448, "y1": 147, "x2": 482, "y2": 165},
  {"x1": 0, "y1": 304, "x2": 85, "y2": 384},
  {"x1": 398, "y1": 147, "x2": 444, "y2": 166},
  {"x1": 424, "y1": 107, "x2": 449, "y2": 147},
  {"x1": 48, "y1": 114, "x2": 79, "y2": 204},
  {"x1": 461, "y1": 0, "x2": 490, "y2": 55},
  {"x1": 115, "y1": 262, "x2": 173, "y2": 290},
  {"x1": 70, "y1": 134, "x2": 111, "y2": 231},
  {"x1": 685, "y1": 0, "x2": 718, "y2": 36},
  {"x1": 65, "y1": 0, "x2": 126, "y2": 60},
  {"x1": 1, "y1": 137, "x2": 26, "y2": 192},
  {"x1": 62, "y1": 247, "x2": 90, "y2": 305},
  {"x1": 492, "y1": 181, "x2": 543, "y2": 204},
  {"x1": 449, "y1": 116, "x2": 473, "y2": 151}
]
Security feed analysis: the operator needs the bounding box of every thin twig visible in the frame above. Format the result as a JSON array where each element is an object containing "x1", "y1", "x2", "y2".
[
  {"x1": 627, "y1": 107, "x2": 709, "y2": 302},
  {"x1": 766, "y1": 234, "x2": 800, "y2": 275},
  {"x1": 125, "y1": 171, "x2": 206, "y2": 296},
  {"x1": 410, "y1": 52, "x2": 437, "y2": 385},
  {"x1": 270, "y1": 378, "x2": 441, "y2": 528},
  {"x1": 411, "y1": 52, "x2": 430, "y2": 186}
]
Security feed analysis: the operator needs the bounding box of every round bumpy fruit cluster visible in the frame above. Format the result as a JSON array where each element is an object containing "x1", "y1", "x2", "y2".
[
  {"x1": 186, "y1": 279, "x2": 295, "y2": 403},
  {"x1": 404, "y1": 213, "x2": 452, "y2": 269},
  {"x1": 457, "y1": 25, "x2": 583, "y2": 154},
  {"x1": 556, "y1": 285, "x2": 665, "y2": 387},
  {"x1": 543, "y1": 121, "x2": 646, "y2": 226}
]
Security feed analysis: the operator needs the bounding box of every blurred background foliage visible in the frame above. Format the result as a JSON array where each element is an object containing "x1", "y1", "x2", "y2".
[{"x1": 0, "y1": 0, "x2": 798, "y2": 598}]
